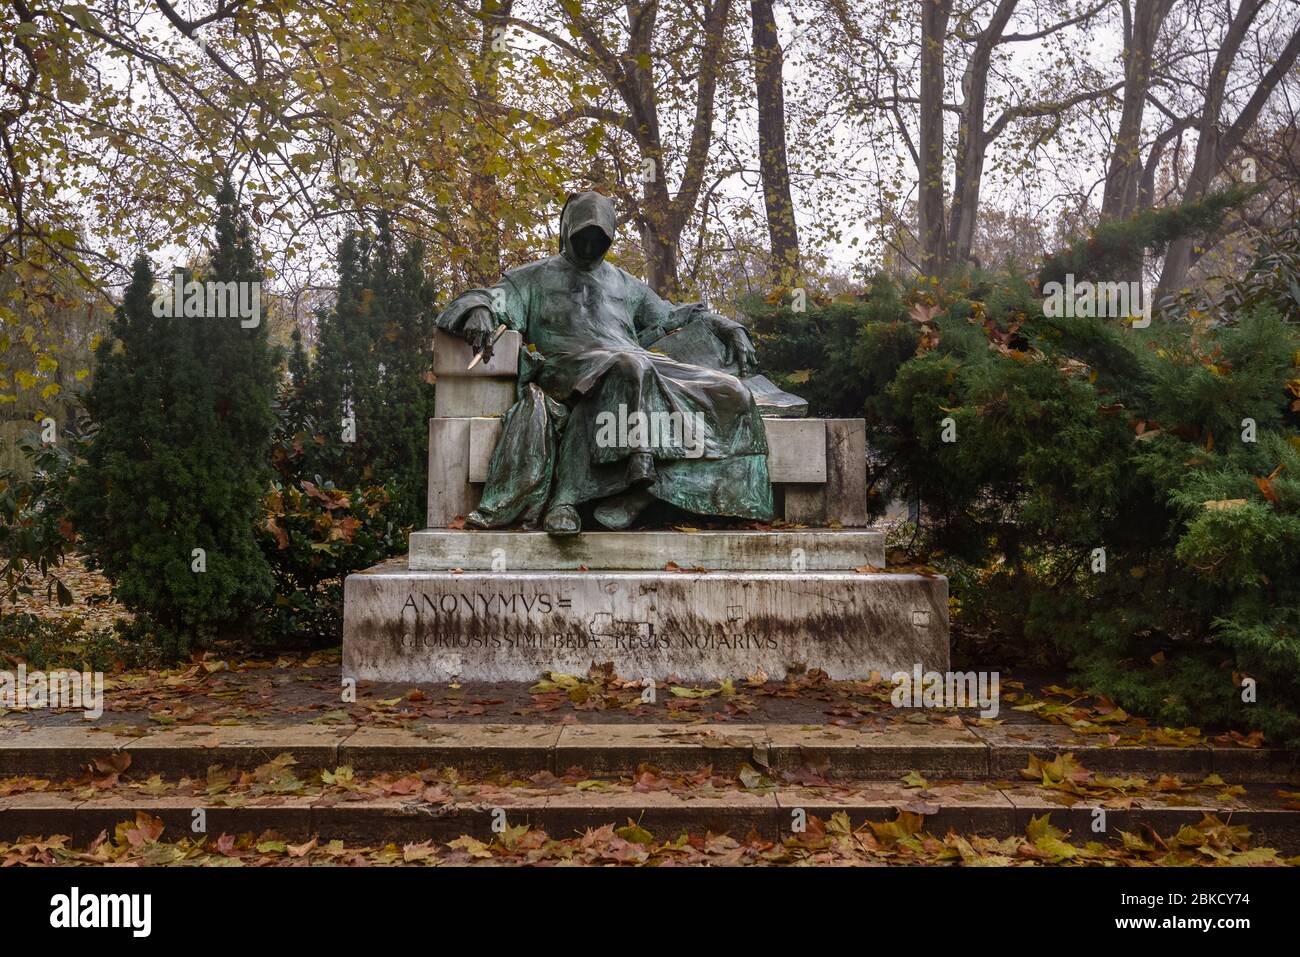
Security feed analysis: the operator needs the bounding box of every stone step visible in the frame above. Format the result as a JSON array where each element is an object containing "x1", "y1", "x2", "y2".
[
  {"x1": 407, "y1": 529, "x2": 886, "y2": 571},
  {"x1": 4, "y1": 783, "x2": 1298, "y2": 850},
  {"x1": 344, "y1": 563, "x2": 946, "y2": 682},
  {"x1": 3, "y1": 723, "x2": 1294, "y2": 782}
]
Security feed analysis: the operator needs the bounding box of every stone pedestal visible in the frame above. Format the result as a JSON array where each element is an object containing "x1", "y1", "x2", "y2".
[
  {"x1": 343, "y1": 557, "x2": 948, "y2": 683},
  {"x1": 344, "y1": 529, "x2": 947, "y2": 683}
]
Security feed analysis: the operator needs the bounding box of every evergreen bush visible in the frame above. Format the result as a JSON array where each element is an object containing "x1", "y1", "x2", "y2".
[
  {"x1": 68, "y1": 181, "x2": 278, "y2": 654},
  {"x1": 752, "y1": 217, "x2": 1300, "y2": 742}
]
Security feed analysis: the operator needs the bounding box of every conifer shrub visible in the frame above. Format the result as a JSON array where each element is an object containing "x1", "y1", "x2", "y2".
[
  {"x1": 68, "y1": 182, "x2": 278, "y2": 655},
  {"x1": 253, "y1": 213, "x2": 434, "y2": 643},
  {"x1": 293, "y1": 214, "x2": 435, "y2": 527},
  {"x1": 752, "y1": 221, "x2": 1300, "y2": 742}
]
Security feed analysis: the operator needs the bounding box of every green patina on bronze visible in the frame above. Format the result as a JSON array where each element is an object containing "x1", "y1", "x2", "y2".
[{"x1": 436, "y1": 191, "x2": 775, "y2": 534}]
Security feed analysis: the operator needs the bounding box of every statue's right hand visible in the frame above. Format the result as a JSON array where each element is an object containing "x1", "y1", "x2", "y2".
[{"x1": 462, "y1": 305, "x2": 497, "y2": 362}]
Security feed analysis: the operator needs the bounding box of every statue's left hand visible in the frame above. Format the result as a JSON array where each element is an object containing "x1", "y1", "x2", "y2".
[
  {"x1": 461, "y1": 305, "x2": 498, "y2": 364},
  {"x1": 721, "y1": 325, "x2": 758, "y2": 377}
]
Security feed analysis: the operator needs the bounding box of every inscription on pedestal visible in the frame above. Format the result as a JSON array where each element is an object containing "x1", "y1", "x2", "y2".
[{"x1": 343, "y1": 564, "x2": 949, "y2": 682}]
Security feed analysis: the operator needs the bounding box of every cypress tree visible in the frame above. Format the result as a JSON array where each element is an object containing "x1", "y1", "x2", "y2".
[
  {"x1": 299, "y1": 230, "x2": 373, "y2": 485},
  {"x1": 371, "y1": 215, "x2": 436, "y2": 526},
  {"x1": 288, "y1": 326, "x2": 310, "y2": 395},
  {"x1": 278, "y1": 326, "x2": 313, "y2": 442},
  {"x1": 71, "y1": 181, "x2": 277, "y2": 651},
  {"x1": 295, "y1": 214, "x2": 435, "y2": 525}
]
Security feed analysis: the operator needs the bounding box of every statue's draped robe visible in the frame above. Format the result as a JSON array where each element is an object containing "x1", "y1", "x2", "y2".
[{"x1": 436, "y1": 230, "x2": 773, "y2": 528}]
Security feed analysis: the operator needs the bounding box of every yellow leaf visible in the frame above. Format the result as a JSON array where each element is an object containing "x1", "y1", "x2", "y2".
[{"x1": 615, "y1": 821, "x2": 654, "y2": 844}]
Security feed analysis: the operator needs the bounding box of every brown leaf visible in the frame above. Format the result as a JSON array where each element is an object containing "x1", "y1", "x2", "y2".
[
  {"x1": 277, "y1": 834, "x2": 314, "y2": 858},
  {"x1": 265, "y1": 516, "x2": 289, "y2": 550},
  {"x1": 909, "y1": 302, "x2": 941, "y2": 324},
  {"x1": 116, "y1": 811, "x2": 164, "y2": 848},
  {"x1": 1203, "y1": 498, "x2": 1248, "y2": 511}
]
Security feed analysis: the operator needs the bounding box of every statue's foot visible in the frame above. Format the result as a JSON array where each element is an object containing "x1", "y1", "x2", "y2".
[
  {"x1": 543, "y1": 504, "x2": 581, "y2": 536},
  {"x1": 465, "y1": 510, "x2": 491, "y2": 529},
  {"x1": 626, "y1": 451, "x2": 656, "y2": 486},
  {"x1": 593, "y1": 489, "x2": 656, "y2": 530}
]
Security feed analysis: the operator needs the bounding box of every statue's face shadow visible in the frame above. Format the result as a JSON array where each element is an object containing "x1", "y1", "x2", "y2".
[{"x1": 568, "y1": 225, "x2": 611, "y2": 267}]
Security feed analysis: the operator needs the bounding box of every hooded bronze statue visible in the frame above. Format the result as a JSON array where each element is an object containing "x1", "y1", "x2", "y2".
[{"x1": 436, "y1": 190, "x2": 775, "y2": 535}]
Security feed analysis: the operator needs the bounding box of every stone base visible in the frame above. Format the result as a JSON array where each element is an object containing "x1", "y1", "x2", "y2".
[
  {"x1": 343, "y1": 559, "x2": 948, "y2": 682},
  {"x1": 409, "y1": 529, "x2": 885, "y2": 571}
]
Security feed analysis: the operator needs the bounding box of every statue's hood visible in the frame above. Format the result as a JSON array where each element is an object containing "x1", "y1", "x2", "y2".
[{"x1": 559, "y1": 191, "x2": 616, "y2": 269}]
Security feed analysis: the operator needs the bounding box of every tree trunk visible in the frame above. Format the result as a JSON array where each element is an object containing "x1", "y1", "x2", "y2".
[
  {"x1": 917, "y1": 0, "x2": 952, "y2": 276},
  {"x1": 946, "y1": 0, "x2": 1016, "y2": 268},
  {"x1": 558, "y1": 0, "x2": 733, "y2": 297},
  {"x1": 751, "y1": 0, "x2": 801, "y2": 284},
  {"x1": 1101, "y1": 0, "x2": 1175, "y2": 221},
  {"x1": 641, "y1": 217, "x2": 681, "y2": 295},
  {"x1": 1156, "y1": 1, "x2": 1300, "y2": 300}
]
